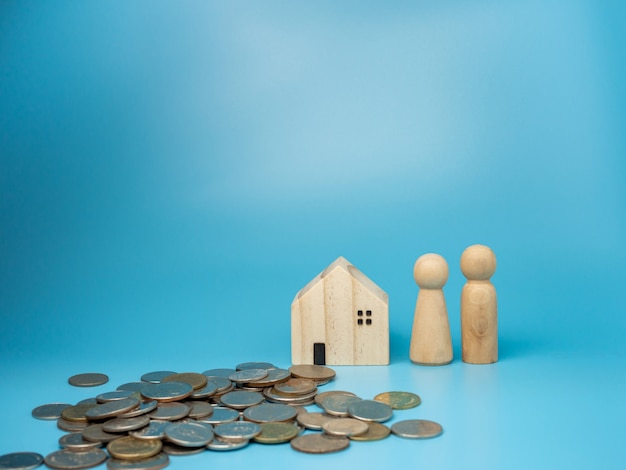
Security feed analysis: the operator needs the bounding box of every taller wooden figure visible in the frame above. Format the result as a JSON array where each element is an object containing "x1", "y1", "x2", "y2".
[
  {"x1": 409, "y1": 253, "x2": 453, "y2": 366},
  {"x1": 460, "y1": 244, "x2": 498, "y2": 364}
]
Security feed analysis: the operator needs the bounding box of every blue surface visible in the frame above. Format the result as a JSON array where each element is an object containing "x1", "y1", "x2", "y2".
[{"x1": 1, "y1": 1, "x2": 625, "y2": 469}]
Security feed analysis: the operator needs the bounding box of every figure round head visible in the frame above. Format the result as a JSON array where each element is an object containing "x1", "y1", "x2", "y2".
[
  {"x1": 460, "y1": 244, "x2": 496, "y2": 280},
  {"x1": 413, "y1": 253, "x2": 449, "y2": 289}
]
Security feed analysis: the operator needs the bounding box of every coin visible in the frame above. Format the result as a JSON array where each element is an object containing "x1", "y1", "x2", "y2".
[
  {"x1": 290, "y1": 434, "x2": 349, "y2": 454},
  {"x1": 322, "y1": 417, "x2": 369, "y2": 437},
  {"x1": 103, "y1": 415, "x2": 150, "y2": 433},
  {"x1": 228, "y1": 369, "x2": 268, "y2": 384},
  {"x1": 61, "y1": 404, "x2": 98, "y2": 423},
  {"x1": 235, "y1": 362, "x2": 276, "y2": 371},
  {"x1": 0, "y1": 452, "x2": 44, "y2": 470},
  {"x1": 196, "y1": 407, "x2": 239, "y2": 425},
  {"x1": 214, "y1": 421, "x2": 261, "y2": 441},
  {"x1": 219, "y1": 390, "x2": 264, "y2": 410},
  {"x1": 97, "y1": 391, "x2": 138, "y2": 403},
  {"x1": 129, "y1": 420, "x2": 169, "y2": 440},
  {"x1": 349, "y1": 422, "x2": 391, "y2": 441},
  {"x1": 180, "y1": 401, "x2": 210, "y2": 420},
  {"x1": 141, "y1": 382, "x2": 192, "y2": 403},
  {"x1": 347, "y1": 399, "x2": 393, "y2": 422},
  {"x1": 107, "y1": 436, "x2": 162, "y2": 460},
  {"x1": 82, "y1": 423, "x2": 120, "y2": 443},
  {"x1": 44, "y1": 448, "x2": 107, "y2": 469},
  {"x1": 31, "y1": 403, "x2": 71, "y2": 420},
  {"x1": 189, "y1": 380, "x2": 218, "y2": 400},
  {"x1": 164, "y1": 421, "x2": 214, "y2": 447},
  {"x1": 161, "y1": 442, "x2": 205, "y2": 456},
  {"x1": 148, "y1": 402, "x2": 190, "y2": 421},
  {"x1": 118, "y1": 400, "x2": 158, "y2": 419},
  {"x1": 245, "y1": 368, "x2": 291, "y2": 387},
  {"x1": 242, "y1": 403, "x2": 297, "y2": 423},
  {"x1": 57, "y1": 418, "x2": 89, "y2": 432},
  {"x1": 117, "y1": 382, "x2": 149, "y2": 393},
  {"x1": 263, "y1": 387, "x2": 317, "y2": 404},
  {"x1": 68, "y1": 373, "x2": 109, "y2": 388},
  {"x1": 296, "y1": 412, "x2": 336, "y2": 430},
  {"x1": 85, "y1": 398, "x2": 139, "y2": 420},
  {"x1": 253, "y1": 422, "x2": 300, "y2": 444},
  {"x1": 273, "y1": 378, "x2": 317, "y2": 396},
  {"x1": 59, "y1": 433, "x2": 102, "y2": 450},
  {"x1": 391, "y1": 419, "x2": 443, "y2": 439},
  {"x1": 373, "y1": 391, "x2": 421, "y2": 410},
  {"x1": 288, "y1": 365, "x2": 336, "y2": 383},
  {"x1": 106, "y1": 453, "x2": 169, "y2": 470},
  {"x1": 202, "y1": 368, "x2": 236, "y2": 378},
  {"x1": 161, "y1": 373, "x2": 207, "y2": 391},
  {"x1": 320, "y1": 394, "x2": 362, "y2": 417},
  {"x1": 206, "y1": 437, "x2": 249, "y2": 452},
  {"x1": 314, "y1": 390, "x2": 356, "y2": 408},
  {"x1": 140, "y1": 371, "x2": 177, "y2": 384}
]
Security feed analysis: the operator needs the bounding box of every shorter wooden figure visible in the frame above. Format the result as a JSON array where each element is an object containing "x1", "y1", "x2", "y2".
[
  {"x1": 460, "y1": 244, "x2": 498, "y2": 364},
  {"x1": 409, "y1": 253, "x2": 453, "y2": 366}
]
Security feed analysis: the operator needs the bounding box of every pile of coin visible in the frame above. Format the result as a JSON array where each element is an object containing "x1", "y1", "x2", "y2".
[{"x1": 0, "y1": 363, "x2": 443, "y2": 469}]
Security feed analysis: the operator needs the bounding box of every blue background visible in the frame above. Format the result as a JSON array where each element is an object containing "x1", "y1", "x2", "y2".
[{"x1": 1, "y1": 1, "x2": 625, "y2": 469}]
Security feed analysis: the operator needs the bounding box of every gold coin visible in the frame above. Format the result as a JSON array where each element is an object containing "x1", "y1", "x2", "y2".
[
  {"x1": 288, "y1": 365, "x2": 336, "y2": 383},
  {"x1": 253, "y1": 422, "x2": 300, "y2": 444},
  {"x1": 107, "y1": 436, "x2": 162, "y2": 460},
  {"x1": 61, "y1": 403, "x2": 97, "y2": 423},
  {"x1": 322, "y1": 417, "x2": 369, "y2": 437},
  {"x1": 349, "y1": 422, "x2": 391, "y2": 441},
  {"x1": 290, "y1": 434, "x2": 349, "y2": 454},
  {"x1": 373, "y1": 391, "x2": 421, "y2": 410},
  {"x1": 161, "y1": 373, "x2": 207, "y2": 390}
]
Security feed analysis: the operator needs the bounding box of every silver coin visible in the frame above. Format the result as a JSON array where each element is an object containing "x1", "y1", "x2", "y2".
[
  {"x1": 391, "y1": 419, "x2": 443, "y2": 439},
  {"x1": 185, "y1": 401, "x2": 214, "y2": 419},
  {"x1": 117, "y1": 382, "x2": 149, "y2": 393},
  {"x1": 103, "y1": 415, "x2": 150, "y2": 433},
  {"x1": 314, "y1": 390, "x2": 357, "y2": 408},
  {"x1": 118, "y1": 400, "x2": 158, "y2": 419},
  {"x1": 214, "y1": 421, "x2": 261, "y2": 441},
  {"x1": 130, "y1": 421, "x2": 169, "y2": 440},
  {"x1": 263, "y1": 387, "x2": 317, "y2": 403},
  {"x1": 273, "y1": 378, "x2": 317, "y2": 397},
  {"x1": 68, "y1": 373, "x2": 109, "y2": 388},
  {"x1": 82, "y1": 423, "x2": 120, "y2": 443},
  {"x1": 160, "y1": 443, "x2": 204, "y2": 456},
  {"x1": 140, "y1": 371, "x2": 177, "y2": 384},
  {"x1": 57, "y1": 418, "x2": 89, "y2": 432},
  {"x1": 202, "y1": 376, "x2": 232, "y2": 393},
  {"x1": 85, "y1": 397, "x2": 139, "y2": 420},
  {"x1": 196, "y1": 407, "x2": 239, "y2": 425},
  {"x1": 206, "y1": 437, "x2": 249, "y2": 451},
  {"x1": 189, "y1": 380, "x2": 218, "y2": 400},
  {"x1": 321, "y1": 395, "x2": 362, "y2": 417},
  {"x1": 202, "y1": 368, "x2": 236, "y2": 378},
  {"x1": 290, "y1": 433, "x2": 349, "y2": 454},
  {"x1": 76, "y1": 398, "x2": 98, "y2": 405},
  {"x1": 219, "y1": 390, "x2": 264, "y2": 410},
  {"x1": 235, "y1": 362, "x2": 276, "y2": 371},
  {"x1": 296, "y1": 412, "x2": 336, "y2": 430},
  {"x1": 164, "y1": 421, "x2": 214, "y2": 447},
  {"x1": 106, "y1": 452, "x2": 169, "y2": 470},
  {"x1": 322, "y1": 417, "x2": 369, "y2": 437},
  {"x1": 44, "y1": 448, "x2": 107, "y2": 469},
  {"x1": 59, "y1": 433, "x2": 102, "y2": 450},
  {"x1": 141, "y1": 382, "x2": 192, "y2": 403},
  {"x1": 245, "y1": 368, "x2": 291, "y2": 387},
  {"x1": 242, "y1": 403, "x2": 297, "y2": 423},
  {"x1": 148, "y1": 402, "x2": 190, "y2": 421},
  {"x1": 347, "y1": 399, "x2": 393, "y2": 422},
  {"x1": 228, "y1": 369, "x2": 268, "y2": 384},
  {"x1": 0, "y1": 452, "x2": 44, "y2": 470},
  {"x1": 31, "y1": 403, "x2": 72, "y2": 420},
  {"x1": 97, "y1": 390, "x2": 138, "y2": 403}
]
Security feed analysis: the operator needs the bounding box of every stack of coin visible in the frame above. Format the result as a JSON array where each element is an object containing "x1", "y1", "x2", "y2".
[{"x1": 3, "y1": 362, "x2": 445, "y2": 467}]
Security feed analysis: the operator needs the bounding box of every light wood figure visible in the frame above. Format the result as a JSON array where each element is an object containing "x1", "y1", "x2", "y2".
[
  {"x1": 409, "y1": 253, "x2": 453, "y2": 366},
  {"x1": 291, "y1": 256, "x2": 389, "y2": 366},
  {"x1": 460, "y1": 244, "x2": 498, "y2": 364}
]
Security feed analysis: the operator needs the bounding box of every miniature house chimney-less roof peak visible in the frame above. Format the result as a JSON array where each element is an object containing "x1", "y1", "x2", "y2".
[{"x1": 291, "y1": 256, "x2": 389, "y2": 366}]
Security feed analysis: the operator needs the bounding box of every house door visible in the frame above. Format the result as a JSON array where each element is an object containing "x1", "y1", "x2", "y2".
[{"x1": 313, "y1": 343, "x2": 326, "y2": 365}]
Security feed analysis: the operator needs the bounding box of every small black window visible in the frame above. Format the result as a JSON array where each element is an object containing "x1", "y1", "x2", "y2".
[
  {"x1": 366, "y1": 319, "x2": 372, "y2": 325},
  {"x1": 357, "y1": 310, "x2": 363, "y2": 316},
  {"x1": 366, "y1": 310, "x2": 372, "y2": 316},
  {"x1": 357, "y1": 319, "x2": 363, "y2": 325}
]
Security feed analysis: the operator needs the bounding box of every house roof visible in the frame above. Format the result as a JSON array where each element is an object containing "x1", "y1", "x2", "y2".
[{"x1": 296, "y1": 256, "x2": 388, "y2": 303}]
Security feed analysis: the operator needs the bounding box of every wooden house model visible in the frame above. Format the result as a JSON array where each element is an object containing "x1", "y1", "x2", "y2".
[{"x1": 291, "y1": 256, "x2": 389, "y2": 366}]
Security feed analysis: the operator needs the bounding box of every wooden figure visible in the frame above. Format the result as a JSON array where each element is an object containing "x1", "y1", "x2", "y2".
[
  {"x1": 460, "y1": 244, "x2": 498, "y2": 364},
  {"x1": 291, "y1": 256, "x2": 389, "y2": 366},
  {"x1": 409, "y1": 253, "x2": 453, "y2": 366}
]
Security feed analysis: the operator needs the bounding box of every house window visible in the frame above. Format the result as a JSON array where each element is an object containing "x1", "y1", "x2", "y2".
[{"x1": 357, "y1": 310, "x2": 372, "y2": 326}]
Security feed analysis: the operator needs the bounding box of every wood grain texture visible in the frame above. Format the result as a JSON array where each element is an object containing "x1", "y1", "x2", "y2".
[{"x1": 291, "y1": 256, "x2": 389, "y2": 366}]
